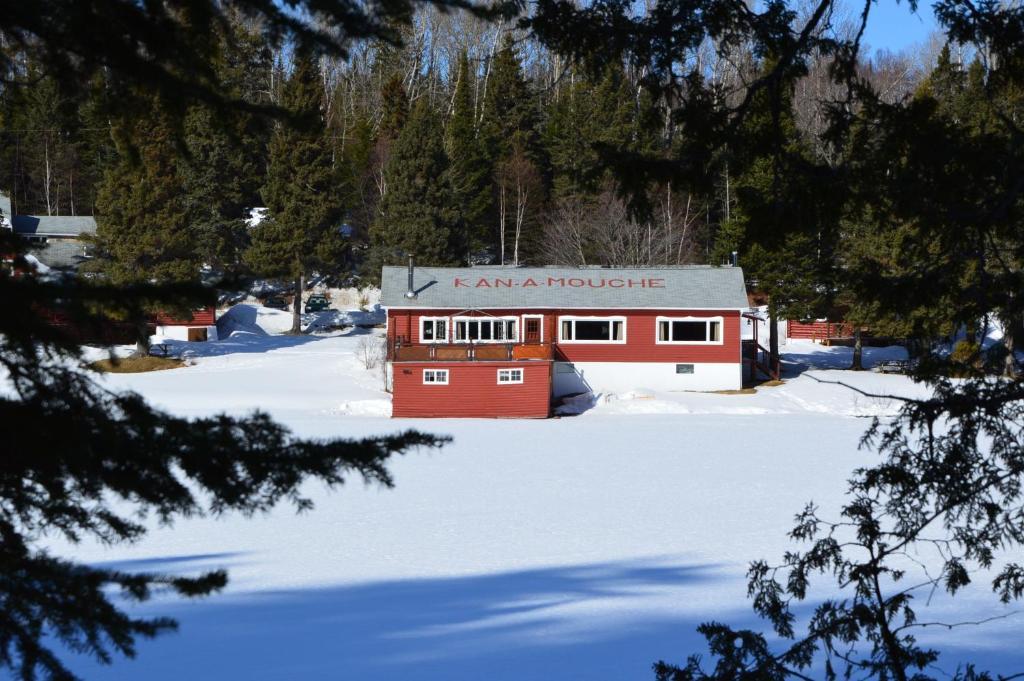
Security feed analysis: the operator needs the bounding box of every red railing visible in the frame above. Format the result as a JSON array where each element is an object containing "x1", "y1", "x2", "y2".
[{"x1": 788, "y1": 320, "x2": 853, "y2": 342}]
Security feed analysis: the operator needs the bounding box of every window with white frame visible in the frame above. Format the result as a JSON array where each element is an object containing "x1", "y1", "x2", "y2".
[
  {"x1": 656, "y1": 316, "x2": 723, "y2": 344},
  {"x1": 452, "y1": 317, "x2": 518, "y2": 343},
  {"x1": 422, "y1": 369, "x2": 449, "y2": 385},
  {"x1": 497, "y1": 368, "x2": 524, "y2": 384},
  {"x1": 420, "y1": 317, "x2": 448, "y2": 343},
  {"x1": 558, "y1": 316, "x2": 627, "y2": 343}
]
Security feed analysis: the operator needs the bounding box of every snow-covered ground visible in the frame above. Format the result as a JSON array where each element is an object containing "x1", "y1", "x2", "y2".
[{"x1": 54, "y1": 313, "x2": 1023, "y2": 679}]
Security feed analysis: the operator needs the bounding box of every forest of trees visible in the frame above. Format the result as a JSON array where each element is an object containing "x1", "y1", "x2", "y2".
[
  {"x1": 0, "y1": 9, "x2": 947, "y2": 287},
  {"x1": 4, "y1": 10, "x2": 1003, "y2": 371}
]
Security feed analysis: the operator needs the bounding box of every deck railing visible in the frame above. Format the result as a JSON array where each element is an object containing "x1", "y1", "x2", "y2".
[{"x1": 389, "y1": 341, "x2": 554, "y2": 362}]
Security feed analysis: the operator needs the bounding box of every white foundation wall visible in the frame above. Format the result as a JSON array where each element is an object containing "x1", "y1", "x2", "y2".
[
  {"x1": 552, "y1": 361, "x2": 742, "y2": 396},
  {"x1": 154, "y1": 325, "x2": 219, "y2": 342}
]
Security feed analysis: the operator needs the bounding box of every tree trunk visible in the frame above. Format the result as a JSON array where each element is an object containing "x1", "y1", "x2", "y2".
[
  {"x1": 768, "y1": 302, "x2": 780, "y2": 379},
  {"x1": 851, "y1": 327, "x2": 864, "y2": 371},
  {"x1": 44, "y1": 140, "x2": 53, "y2": 216},
  {"x1": 291, "y1": 274, "x2": 304, "y2": 335},
  {"x1": 498, "y1": 184, "x2": 506, "y2": 265},
  {"x1": 133, "y1": 320, "x2": 151, "y2": 358},
  {"x1": 1005, "y1": 321, "x2": 1019, "y2": 379}
]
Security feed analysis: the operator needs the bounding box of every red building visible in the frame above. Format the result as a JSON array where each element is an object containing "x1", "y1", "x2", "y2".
[
  {"x1": 382, "y1": 265, "x2": 750, "y2": 418},
  {"x1": 152, "y1": 306, "x2": 218, "y2": 342}
]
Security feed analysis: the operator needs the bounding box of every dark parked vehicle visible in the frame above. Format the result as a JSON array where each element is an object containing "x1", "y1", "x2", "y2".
[
  {"x1": 263, "y1": 296, "x2": 289, "y2": 311},
  {"x1": 304, "y1": 294, "x2": 331, "y2": 313}
]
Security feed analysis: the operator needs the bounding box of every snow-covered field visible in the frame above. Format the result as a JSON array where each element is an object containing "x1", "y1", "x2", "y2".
[{"x1": 55, "y1": 309, "x2": 1023, "y2": 679}]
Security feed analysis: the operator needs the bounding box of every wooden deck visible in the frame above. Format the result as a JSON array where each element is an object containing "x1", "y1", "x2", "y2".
[{"x1": 389, "y1": 342, "x2": 554, "y2": 362}]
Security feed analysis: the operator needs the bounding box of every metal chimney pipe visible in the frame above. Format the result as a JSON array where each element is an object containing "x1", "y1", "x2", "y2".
[
  {"x1": 404, "y1": 255, "x2": 417, "y2": 299},
  {"x1": 731, "y1": 251, "x2": 738, "y2": 267}
]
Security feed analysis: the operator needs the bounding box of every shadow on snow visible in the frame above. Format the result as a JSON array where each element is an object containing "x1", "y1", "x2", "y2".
[
  {"x1": 66, "y1": 550, "x2": 1024, "y2": 679},
  {"x1": 69, "y1": 554, "x2": 742, "y2": 681}
]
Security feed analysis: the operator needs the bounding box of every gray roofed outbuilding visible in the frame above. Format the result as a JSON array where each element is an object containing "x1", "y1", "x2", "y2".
[
  {"x1": 11, "y1": 214, "x2": 97, "y2": 237},
  {"x1": 380, "y1": 265, "x2": 750, "y2": 309}
]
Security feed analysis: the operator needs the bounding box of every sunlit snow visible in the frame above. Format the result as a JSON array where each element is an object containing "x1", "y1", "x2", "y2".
[{"x1": 50, "y1": 306, "x2": 1024, "y2": 679}]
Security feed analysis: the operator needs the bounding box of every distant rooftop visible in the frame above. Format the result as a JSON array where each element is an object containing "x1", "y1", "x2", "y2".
[
  {"x1": 381, "y1": 265, "x2": 750, "y2": 309},
  {"x1": 10, "y1": 214, "x2": 97, "y2": 237},
  {"x1": 0, "y1": 191, "x2": 97, "y2": 237}
]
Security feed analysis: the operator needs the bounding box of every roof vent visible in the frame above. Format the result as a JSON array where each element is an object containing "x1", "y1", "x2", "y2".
[{"x1": 404, "y1": 255, "x2": 417, "y2": 299}]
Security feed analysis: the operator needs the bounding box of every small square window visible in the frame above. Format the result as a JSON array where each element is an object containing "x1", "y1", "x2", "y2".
[
  {"x1": 423, "y1": 369, "x2": 449, "y2": 384},
  {"x1": 497, "y1": 368, "x2": 524, "y2": 384},
  {"x1": 676, "y1": 364, "x2": 694, "y2": 374}
]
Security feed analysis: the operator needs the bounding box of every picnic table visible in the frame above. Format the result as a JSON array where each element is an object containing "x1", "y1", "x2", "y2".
[
  {"x1": 873, "y1": 359, "x2": 910, "y2": 374},
  {"x1": 148, "y1": 343, "x2": 170, "y2": 358}
]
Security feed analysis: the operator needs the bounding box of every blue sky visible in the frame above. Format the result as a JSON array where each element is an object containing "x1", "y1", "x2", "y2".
[{"x1": 858, "y1": 0, "x2": 939, "y2": 53}]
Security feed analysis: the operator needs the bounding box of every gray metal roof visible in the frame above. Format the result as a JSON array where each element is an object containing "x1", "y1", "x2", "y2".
[
  {"x1": 381, "y1": 265, "x2": 749, "y2": 309},
  {"x1": 0, "y1": 192, "x2": 97, "y2": 236},
  {"x1": 11, "y1": 214, "x2": 97, "y2": 237}
]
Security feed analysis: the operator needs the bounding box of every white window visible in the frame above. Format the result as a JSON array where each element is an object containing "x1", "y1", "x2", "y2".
[
  {"x1": 497, "y1": 368, "x2": 524, "y2": 384},
  {"x1": 420, "y1": 317, "x2": 448, "y2": 343},
  {"x1": 656, "y1": 316, "x2": 724, "y2": 344},
  {"x1": 422, "y1": 369, "x2": 449, "y2": 385},
  {"x1": 452, "y1": 317, "x2": 518, "y2": 343},
  {"x1": 558, "y1": 316, "x2": 627, "y2": 344}
]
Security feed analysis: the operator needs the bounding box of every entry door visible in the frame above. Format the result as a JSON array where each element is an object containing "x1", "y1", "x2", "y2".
[{"x1": 524, "y1": 317, "x2": 541, "y2": 343}]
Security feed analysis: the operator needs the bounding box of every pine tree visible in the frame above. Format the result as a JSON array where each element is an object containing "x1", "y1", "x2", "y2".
[
  {"x1": 369, "y1": 99, "x2": 460, "y2": 272},
  {"x1": 445, "y1": 51, "x2": 492, "y2": 259},
  {"x1": 545, "y1": 65, "x2": 636, "y2": 200},
  {"x1": 379, "y1": 74, "x2": 409, "y2": 141},
  {"x1": 336, "y1": 115, "x2": 377, "y2": 255},
  {"x1": 246, "y1": 48, "x2": 344, "y2": 334},
  {"x1": 480, "y1": 38, "x2": 545, "y2": 263},
  {"x1": 0, "y1": 60, "x2": 107, "y2": 217},
  {"x1": 480, "y1": 37, "x2": 541, "y2": 163},
  {"x1": 95, "y1": 94, "x2": 198, "y2": 352},
  {"x1": 181, "y1": 16, "x2": 272, "y2": 273},
  {"x1": 545, "y1": 72, "x2": 595, "y2": 200},
  {"x1": 724, "y1": 59, "x2": 842, "y2": 373}
]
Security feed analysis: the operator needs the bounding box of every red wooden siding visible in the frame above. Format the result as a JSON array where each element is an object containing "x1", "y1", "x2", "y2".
[
  {"x1": 387, "y1": 311, "x2": 414, "y2": 344},
  {"x1": 787, "y1": 320, "x2": 851, "y2": 341},
  {"x1": 39, "y1": 308, "x2": 138, "y2": 345},
  {"x1": 392, "y1": 361, "x2": 552, "y2": 418},
  {"x1": 152, "y1": 306, "x2": 216, "y2": 326},
  {"x1": 388, "y1": 308, "x2": 742, "y2": 364}
]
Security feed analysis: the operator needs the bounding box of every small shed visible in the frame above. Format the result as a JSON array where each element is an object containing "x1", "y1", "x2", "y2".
[{"x1": 152, "y1": 306, "x2": 218, "y2": 342}]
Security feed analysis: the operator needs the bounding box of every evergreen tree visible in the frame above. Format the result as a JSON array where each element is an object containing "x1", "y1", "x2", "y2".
[
  {"x1": 95, "y1": 94, "x2": 198, "y2": 352},
  {"x1": 379, "y1": 74, "x2": 410, "y2": 141},
  {"x1": 480, "y1": 37, "x2": 541, "y2": 163},
  {"x1": 722, "y1": 59, "x2": 842, "y2": 373},
  {"x1": 181, "y1": 16, "x2": 272, "y2": 272},
  {"x1": 0, "y1": 60, "x2": 108, "y2": 217},
  {"x1": 337, "y1": 114, "x2": 378, "y2": 257},
  {"x1": 545, "y1": 65, "x2": 636, "y2": 200},
  {"x1": 370, "y1": 99, "x2": 460, "y2": 272},
  {"x1": 246, "y1": 48, "x2": 344, "y2": 334},
  {"x1": 445, "y1": 51, "x2": 492, "y2": 259},
  {"x1": 480, "y1": 38, "x2": 545, "y2": 263}
]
